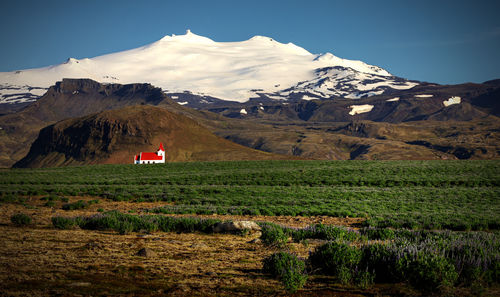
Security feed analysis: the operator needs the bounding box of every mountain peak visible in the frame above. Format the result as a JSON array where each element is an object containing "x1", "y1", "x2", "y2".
[
  {"x1": 158, "y1": 29, "x2": 214, "y2": 44},
  {"x1": 64, "y1": 57, "x2": 79, "y2": 64}
]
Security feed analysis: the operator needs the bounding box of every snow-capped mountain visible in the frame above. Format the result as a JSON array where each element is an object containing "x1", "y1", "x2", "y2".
[{"x1": 0, "y1": 30, "x2": 418, "y2": 105}]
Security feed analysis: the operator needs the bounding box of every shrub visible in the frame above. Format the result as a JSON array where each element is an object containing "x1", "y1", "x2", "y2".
[
  {"x1": 118, "y1": 220, "x2": 134, "y2": 235},
  {"x1": 52, "y1": 216, "x2": 78, "y2": 229},
  {"x1": 354, "y1": 268, "x2": 375, "y2": 288},
  {"x1": 309, "y1": 242, "x2": 362, "y2": 284},
  {"x1": 360, "y1": 227, "x2": 395, "y2": 240},
  {"x1": 260, "y1": 223, "x2": 288, "y2": 247},
  {"x1": 11, "y1": 213, "x2": 32, "y2": 226},
  {"x1": 360, "y1": 243, "x2": 395, "y2": 283},
  {"x1": 291, "y1": 224, "x2": 360, "y2": 242},
  {"x1": 58, "y1": 212, "x2": 222, "y2": 235},
  {"x1": 62, "y1": 200, "x2": 88, "y2": 211},
  {"x1": 399, "y1": 252, "x2": 458, "y2": 292},
  {"x1": 263, "y1": 252, "x2": 307, "y2": 293},
  {"x1": 484, "y1": 261, "x2": 500, "y2": 284},
  {"x1": 1, "y1": 194, "x2": 25, "y2": 204},
  {"x1": 44, "y1": 201, "x2": 56, "y2": 207}
]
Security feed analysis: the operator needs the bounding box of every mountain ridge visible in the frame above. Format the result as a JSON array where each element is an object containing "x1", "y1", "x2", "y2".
[
  {"x1": 1, "y1": 78, "x2": 499, "y2": 168},
  {"x1": 0, "y1": 30, "x2": 418, "y2": 106}
]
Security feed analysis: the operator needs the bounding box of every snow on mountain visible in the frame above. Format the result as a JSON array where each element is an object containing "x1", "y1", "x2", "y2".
[
  {"x1": 0, "y1": 83, "x2": 48, "y2": 104},
  {"x1": 0, "y1": 30, "x2": 418, "y2": 104},
  {"x1": 348, "y1": 104, "x2": 374, "y2": 115},
  {"x1": 277, "y1": 66, "x2": 418, "y2": 99},
  {"x1": 443, "y1": 96, "x2": 461, "y2": 107}
]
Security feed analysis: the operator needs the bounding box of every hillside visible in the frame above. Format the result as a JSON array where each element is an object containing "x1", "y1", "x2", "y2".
[
  {"x1": 14, "y1": 105, "x2": 287, "y2": 168},
  {"x1": 201, "y1": 81, "x2": 500, "y2": 123},
  {"x1": 0, "y1": 78, "x2": 221, "y2": 168},
  {"x1": 216, "y1": 119, "x2": 500, "y2": 160},
  {"x1": 2, "y1": 78, "x2": 500, "y2": 168}
]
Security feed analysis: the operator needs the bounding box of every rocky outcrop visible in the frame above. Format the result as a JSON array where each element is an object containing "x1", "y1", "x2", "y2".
[{"x1": 213, "y1": 221, "x2": 261, "y2": 234}]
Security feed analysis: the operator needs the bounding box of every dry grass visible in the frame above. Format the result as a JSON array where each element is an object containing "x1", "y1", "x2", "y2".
[{"x1": 0, "y1": 197, "x2": 412, "y2": 296}]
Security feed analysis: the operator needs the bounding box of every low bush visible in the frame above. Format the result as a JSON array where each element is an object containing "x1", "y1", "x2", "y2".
[
  {"x1": 309, "y1": 241, "x2": 362, "y2": 284},
  {"x1": 292, "y1": 224, "x2": 360, "y2": 242},
  {"x1": 259, "y1": 223, "x2": 289, "y2": 247},
  {"x1": 307, "y1": 229, "x2": 499, "y2": 292},
  {"x1": 1, "y1": 193, "x2": 25, "y2": 204},
  {"x1": 44, "y1": 201, "x2": 56, "y2": 207},
  {"x1": 11, "y1": 213, "x2": 32, "y2": 226},
  {"x1": 355, "y1": 268, "x2": 375, "y2": 289},
  {"x1": 263, "y1": 252, "x2": 307, "y2": 293},
  {"x1": 397, "y1": 252, "x2": 458, "y2": 292},
  {"x1": 359, "y1": 243, "x2": 395, "y2": 283},
  {"x1": 360, "y1": 227, "x2": 395, "y2": 240},
  {"x1": 62, "y1": 199, "x2": 99, "y2": 211},
  {"x1": 62, "y1": 200, "x2": 88, "y2": 210},
  {"x1": 51, "y1": 216, "x2": 78, "y2": 229},
  {"x1": 52, "y1": 211, "x2": 223, "y2": 235}
]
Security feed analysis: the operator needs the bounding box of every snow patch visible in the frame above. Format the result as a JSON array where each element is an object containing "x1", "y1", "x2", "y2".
[
  {"x1": 443, "y1": 96, "x2": 461, "y2": 107},
  {"x1": 29, "y1": 88, "x2": 48, "y2": 96},
  {"x1": 301, "y1": 95, "x2": 318, "y2": 101},
  {"x1": 170, "y1": 96, "x2": 179, "y2": 99},
  {"x1": 240, "y1": 108, "x2": 247, "y2": 115},
  {"x1": 178, "y1": 101, "x2": 188, "y2": 105},
  {"x1": 415, "y1": 94, "x2": 433, "y2": 98},
  {"x1": 386, "y1": 97, "x2": 400, "y2": 102},
  {"x1": 349, "y1": 104, "x2": 374, "y2": 115}
]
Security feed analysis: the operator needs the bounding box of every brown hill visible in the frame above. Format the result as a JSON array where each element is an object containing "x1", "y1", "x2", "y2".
[
  {"x1": 0, "y1": 79, "x2": 222, "y2": 168},
  {"x1": 217, "y1": 118, "x2": 500, "y2": 160},
  {"x1": 14, "y1": 105, "x2": 289, "y2": 168}
]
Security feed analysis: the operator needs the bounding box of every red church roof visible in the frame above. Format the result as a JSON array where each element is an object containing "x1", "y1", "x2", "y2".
[
  {"x1": 159, "y1": 143, "x2": 165, "y2": 151},
  {"x1": 140, "y1": 152, "x2": 163, "y2": 161}
]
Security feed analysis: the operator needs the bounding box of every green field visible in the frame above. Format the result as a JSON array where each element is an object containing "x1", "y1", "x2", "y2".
[{"x1": 1, "y1": 160, "x2": 499, "y2": 230}]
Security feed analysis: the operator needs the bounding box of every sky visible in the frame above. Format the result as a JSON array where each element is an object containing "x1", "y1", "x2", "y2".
[{"x1": 0, "y1": 0, "x2": 499, "y2": 85}]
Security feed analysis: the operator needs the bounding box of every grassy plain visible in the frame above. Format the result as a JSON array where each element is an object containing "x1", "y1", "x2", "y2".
[
  {"x1": 1, "y1": 160, "x2": 499, "y2": 295},
  {"x1": 2, "y1": 160, "x2": 499, "y2": 230}
]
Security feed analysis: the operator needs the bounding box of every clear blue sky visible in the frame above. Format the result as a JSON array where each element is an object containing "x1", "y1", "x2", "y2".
[{"x1": 1, "y1": 0, "x2": 499, "y2": 84}]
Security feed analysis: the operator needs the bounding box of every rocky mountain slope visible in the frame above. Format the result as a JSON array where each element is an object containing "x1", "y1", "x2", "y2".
[
  {"x1": 2, "y1": 78, "x2": 499, "y2": 168},
  {"x1": 14, "y1": 105, "x2": 286, "y2": 168},
  {"x1": 0, "y1": 79, "x2": 217, "y2": 167},
  {"x1": 200, "y1": 80, "x2": 500, "y2": 123}
]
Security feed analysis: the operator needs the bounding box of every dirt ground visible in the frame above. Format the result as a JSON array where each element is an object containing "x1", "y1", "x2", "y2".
[{"x1": 0, "y1": 196, "x2": 413, "y2": 296}]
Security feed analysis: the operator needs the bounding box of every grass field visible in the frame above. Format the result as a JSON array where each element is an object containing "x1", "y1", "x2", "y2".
[
  {"x1": 1, "y1": 160, "x2": 499, "y2": 295},
  {"x1": 2, "y1": 160, "x2": 499, "y2": 230}
]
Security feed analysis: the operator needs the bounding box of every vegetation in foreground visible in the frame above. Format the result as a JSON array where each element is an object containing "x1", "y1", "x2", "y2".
[
  {"x1": 52, "y1": 211, "x2": 221, "y2": 235},
  {"x1": 47, "y1": 211, "x2": 500, "y2": 294},
  {"x1": 1, "y1": 160, "x2": 499, "y2": 230},
  {"x1": 1, "y1": 160, "x2": 499, "y2": 294},
  {"x1": 260, "y1": 222, "x2": 499, "y2": 293}
]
